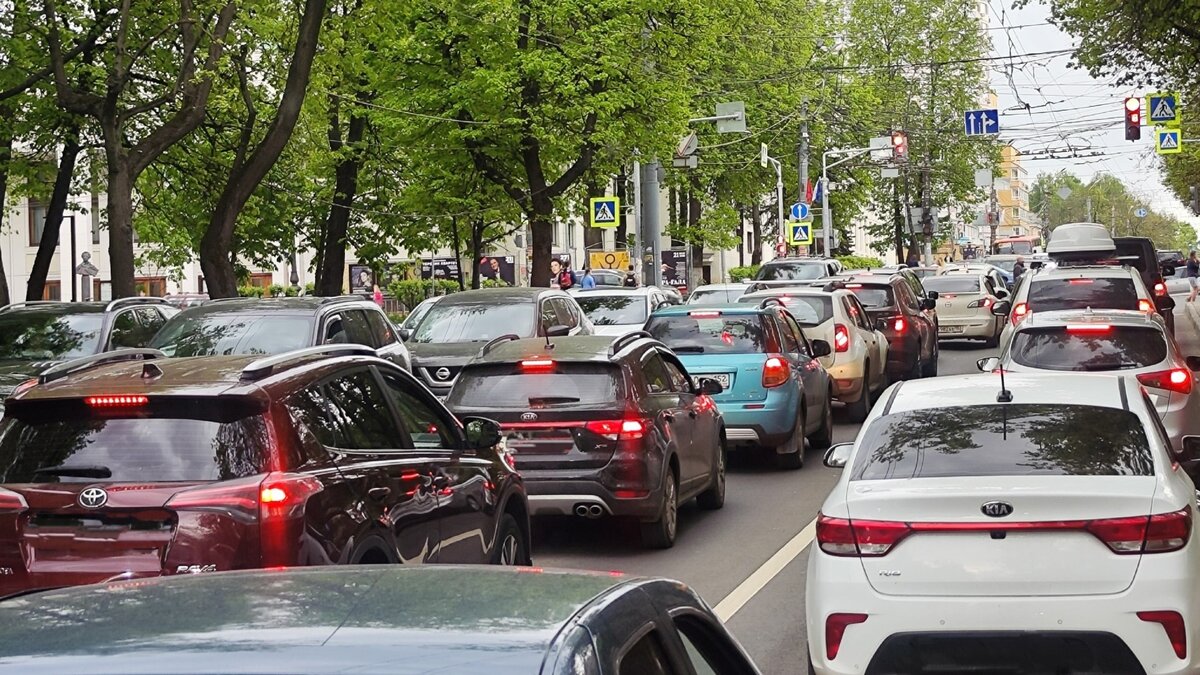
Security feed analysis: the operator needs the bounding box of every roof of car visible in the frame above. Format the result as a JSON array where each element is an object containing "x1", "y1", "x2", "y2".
[
  {"x1": 886, "y1": 373, "x2": 1130, "y2": 414},
  {"x1": 1010, "y1": 308, "x2": 1161, "y2": 331},
  {"x1": 570, "y1": 286, "x2": 661, "y2": 297},
  {"x1": 436, "y1": 287, "x2": 560, "y2": 305},
  {"x1": 1032, "y1": 264, "x2": 1140, "y2": 280},
  {"x1": 470, "y1": 335, "x2": 656, "y2": 365},
  {"x1": 651, "y1": 303, "x2": 774, "y2": 317},
  {"x1": 172, "y1": 296, "x2": 375, "y2": 317},
  {"x1": 0, "y1": 567, "x2": 639, "y2": 675},
  {"x1": 740, "y1": 287, "x2": 842, "y2": 299},
  {"x1": 0, "y1": 301, "x2": 110, "y2": 316},
  {"x1": 762, "y1": 257, "x2": 837, "y2": 265},
  {"x1": 691, "y1": 283, "x2": 749, "y2": 292}
]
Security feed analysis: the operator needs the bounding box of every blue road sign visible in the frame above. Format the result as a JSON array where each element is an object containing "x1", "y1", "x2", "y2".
[
  {"x1": 964, "y1": 109, "x2": 1000, "y2": 136},
  {"x1": 787, "y1": 222, "x2": 812, "y2": 246},
  {"x1": 790, "y1": 202, "x2": 810, "y2": 220},
  {"x1": 1135, "y1": 208, "x2": 1148, "y2": 218},
  {"x1": 1148, "y1": 94, "x2": 1179, "y2": 125},
  {"x1": 589, "y1": 197, "x2": 619, "y2": 228}
]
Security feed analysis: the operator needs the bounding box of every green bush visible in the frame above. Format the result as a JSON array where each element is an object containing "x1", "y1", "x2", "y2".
[
  {"x1": 283, "y1": 285, "x2": 299, "y2": 297},
  {"x1": 386, "y1": 311, "x2": 407, "y2": 325},
  {"x1": 268, "y1": 283, "x2": 284, "y2": 297},
  {"x1": 237, "y1": 285, "x2": 265, "y2": 298},
  {"x1": 729, "y1": 265, "x2": 759, "y2": 282},
  {"x1": 303, "y1": 282, "x2": 315, "y2": 295},
  {"x1": 482, "y1": 278, "x2": 510, "y2": 288},
  {"x1": 387, "y1": 279, "x2": 461, "y2": 311},
  {"x1": 836, "y1": 255, "x2": 885, "y2": 270}
]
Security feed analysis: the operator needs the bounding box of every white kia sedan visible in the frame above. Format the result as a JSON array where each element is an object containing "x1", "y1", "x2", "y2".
[{"x1": 808, "y1": 372, "x2": 1200, "y2": 674}]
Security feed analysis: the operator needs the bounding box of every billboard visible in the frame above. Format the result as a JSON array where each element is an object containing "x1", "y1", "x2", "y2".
[
  {"x1": 589, "y1": 250, "x2": 630, "y2": 271},
  {"x1": 476, "y1": 255, "x2": 516, "y2": 285},
  {"x1": 661, "y1": 249, "x2": 688, "y2": 291},
  {"x1": 421, "y1": 257, "x2": 461, "y2": 282}
]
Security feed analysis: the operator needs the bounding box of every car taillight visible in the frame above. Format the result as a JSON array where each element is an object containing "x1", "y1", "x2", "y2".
[
  {"x1": 1011, "y1": 302, "x2": 1029, "y2": 324},
  {"x1": 1154, "y1": 281, "x2": 1168, "y2": 297},
  {"x1": 84, "y1": 394, "x2": 149, "y2": 407},
  {"x1": 816, "y1": 514, "x2": 911, "y2": 557},
  {"x1": 1139, "y1": 611, "x2": 1188, "y2": 659},
  {"x1": 167, "y1": 473, "x2": 322, "y2": 521},
  {"x1": 520, "y1": 359, "x2": 555, "y2": 373},
  {"x1": 1139, "y1": 298, "x2": 1153, "y2": 312},
  {"x1": 0, "y1": 487, "x2": 27, "y2": 512},
  {"x1": 825, "y1": 613, "x2": 868, "y2": 660},
  {"x1": 584, "y1": 419, "x2": 646, "y2": 441},
  {"x1": 1137, "y1": 368, "x2": 1193, "y2": 395},
  {"x1": 762, "y1": 355, "x2": 790, "y2": 388},
  {"x1": 892, "y1": 317, "x2": 906, "y2": 333},
  {"x1": 689, "y1": 310, "x2": 720, "y2": 318},
  {"x1": 967, "y1": 298, "x2": 992, "y2": 309},
  {"x1": 833, "y1": 324, "x2": 850, "y2": 353},
  {"x1": 1066, "y1": 324, "x2": 1111, "y2": 333}
]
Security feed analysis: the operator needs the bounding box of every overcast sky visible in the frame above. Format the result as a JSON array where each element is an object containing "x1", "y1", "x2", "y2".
[{"x1": 985, "y1": 0, "x2": 1200, "y2": 237}]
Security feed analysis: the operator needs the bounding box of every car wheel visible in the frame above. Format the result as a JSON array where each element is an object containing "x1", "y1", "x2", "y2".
[
  {"x1": 641, "y1": 468, "x2": 679, "y2": 549},
  {"x1": 809, "y1": 390, "x2": 834, "y2": 450},
  {"x1": 907, "y1": 354, "x2": 923, "y2": 381},
  {"x1": 923, "y1": 342, "x2": 939, "y2": 377},
  {"x1": 697, "y1": 442, "x2": 726, "y2": 510},
  {"x1": 847, "y1": 373, "x2": 872, "y2": 423},
  {"x1": 489, "y1": 514, "x2": 529, "y2": 566},
  {"x1": 775, "y1": 408, "x2": 805, "y2": 470}
]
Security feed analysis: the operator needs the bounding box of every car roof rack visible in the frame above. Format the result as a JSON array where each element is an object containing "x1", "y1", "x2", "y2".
[
  {"x1": 610, "y1": 331, "x2": 653, "y2": 356},
  {"x1": 240, "y1": 344, "x2": 377, "y2": 382},
  {"x1": 479, "y1": 334, "x2": 521, "y2": 357},
  {"x1": 821, "y1": 280, "x2": 847, "y2": 292},
  {"x1": 0, "y1": 300, "x2": 74, "y2": 312},
  {"x1": 318, "y1": 295, "x2": 369, "y2": 305},
  {"x1": 38, "y1": 348, "x2": 166, "y2": 385},
  {"x1": 105, "y1": 297, "x2": 170, "y2": 312}
]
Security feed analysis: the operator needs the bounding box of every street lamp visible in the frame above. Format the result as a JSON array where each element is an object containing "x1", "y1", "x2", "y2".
[{"x1": 760, "y1": 144, "x2": 786, "y2": 252}]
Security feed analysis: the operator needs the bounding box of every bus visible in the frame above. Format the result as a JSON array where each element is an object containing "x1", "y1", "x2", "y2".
[{"x1": 991, "y1": 236, "x2": 1037, "y2": 255}]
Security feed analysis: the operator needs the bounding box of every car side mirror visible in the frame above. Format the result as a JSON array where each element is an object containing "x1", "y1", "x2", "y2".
[
  {"x1": 991, "y1": 300, "x2": 1011, "y2": 316},
  {"x1": 994, "y1": 288, "x2": 1009, "y2": 299},
  {"x1": 697, "y1": 377, "x2": 724, "y2": 396},
  {"x1": 823, "y1": 442, "x2": 853, "y2": 469},
  {"x1": 875, "y1": 318, "x2": 890, "y2": 332},
  {"x1": 398, "y1": 328, "x2": 412, "y2": 341},
  {"x1": 920, "y1": 298, "x2": 937, "y2": 311},
  {"x1": 546, "y1": 324, "x2": 570, "y2": 338},
  {"x1": 811, "y1": 339, "x2": 832, "y2": 358},
  {"x1": 926, "y1": 291, "x2": 939, "y2": 300},
  {"x1": 463, "y1": 417, "x2": 502, "y2": 450},
  {"x1": 1187, "y1": 356, "x2": 1200, "y2": 372},
  {"x1": 976, "y1": 357, "x2": 1000, "y2": 372},
  {"x1": 1163, "y1": 265, "x2": 1176, "y2": 277}
]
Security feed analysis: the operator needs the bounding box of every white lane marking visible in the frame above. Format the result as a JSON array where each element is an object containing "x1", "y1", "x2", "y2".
[{"x1": 713, "y1": 518, "x2": 817, "y2": 623}]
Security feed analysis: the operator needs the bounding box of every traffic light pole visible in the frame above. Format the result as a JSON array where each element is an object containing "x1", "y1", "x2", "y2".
[{"x1": 821, "y1": 146, "x2": 873, "y2": 256}]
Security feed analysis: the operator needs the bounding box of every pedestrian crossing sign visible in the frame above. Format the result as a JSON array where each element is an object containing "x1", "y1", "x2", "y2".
[
  {"x1": 787, "y1": 221, "x2": 812, "y2": 246},
  {"x1": 1156, "y1": 128, "x2": 1182, "y2": 155},
  {"x1": 589, "y1": 197, "x2": 620, "y2": 228},
  {"x1": 1148, "y1": 92, "x2": 1181, "y2": 127}
]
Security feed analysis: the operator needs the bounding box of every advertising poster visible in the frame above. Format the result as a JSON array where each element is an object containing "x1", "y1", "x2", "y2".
[
  {"x1": 477, "y1": 255, "x2": 516, "y2": 285},
  {"x1": 589, "y1": 250, "x2": 630, "y2": 271},
  {"x1": 348, "y1": 265, "x2": 375, "y2": 293},
  {"x1": 661, "y1": 249, "x2": 688, "y2": 290},
  {"x1": 421, "y1": 257, "x2": 461, "y2": 282}
]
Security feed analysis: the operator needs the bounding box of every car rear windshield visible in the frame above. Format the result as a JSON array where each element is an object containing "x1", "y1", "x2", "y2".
[
  {"x1": 0, "y1": 312, "x2": 104, "y2": 360},
  {"x1": 923, "y1": 276, "x2": 982, "y2": 294},
  {"x1": 851, "y1": 404, "x2": 1153, "y2": 480},
  {"x1": 1029, "y1": 278, "x2": 1140, "y2": 312},
  {"x1": 412, "y1": 302, "x2": 534, "y2": 343},
  {"x1": 150, "y1": 313, "x2": 314, "y2": 356},
  {"x1": 0, "y1": 400, "x2": 272, "y2": 483},
  {"x1": 742, "y1": 295, "x2": 832, "y2": 326},
  {"x1": 1010, "y1": 326, "x2": 1167, "y2": 371},
  {"x1": 645, "y1": 314, "x2": 772, "y2": 354},
  {"x1": 447, "y1": 363, "x2": 623, "y2": 408},
  {"x1": 575, "y1": 295, "x2": 647, "y2": 325},
  {"x1": 688, "y1": 288, "x2": 745, "y2": 304},
  {"x1": 756, "y1": 262, "x2": 826, "y2": 281},
  {"x1": 846, "y1": 285, "x2": 894, "y2": 309}
]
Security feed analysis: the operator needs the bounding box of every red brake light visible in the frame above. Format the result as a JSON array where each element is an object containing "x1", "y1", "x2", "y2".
[
  {"x1": 833, "y1": 324, "x2": 850, "y2": 353},
  {"x1": 892, "y1": 318, "x2": 906, "y2": 333},
  {"x1": 167, "y1": 473, "x2": 322, "y2": 521},
  {"x1": 1137, "y1": 368, "x2": 1193, "y2": 395},
  {"x1": 816, "y1": 514, "x2": 911, "y2": 557},
  {"x1": 845, "y1": 283, "x2": 863, "y2": 288},
  {"x1": 260, "y1": 487, "x2": 289, "y2": 503},
  {"x1": 1011, "y1": 302, "x2": 1030, "y2": 324},
  {"x1": 1065, "y1": 324, "x2": 1111, "y2": 333},
  {"x1": 1139, "y1": 611, "x2": 1188, "y2": 659},
  {"x1": 84, "y1": 395, "x2": 148, "y2": 408},
  {"x1": 520, "y1": 359, "x2": 555, "y2": 372},
  {"x1": 584, "y1": 419, "x2": 646, "y2": 441},
  {"x1": 689, "y1": 311, "x2": 720, "y2": 318},
  {"x1": 0, "y1": 487, "x2": 27, "y2": 512},
  {"x1": 762, "y1": 355, "x2": 790, "y2": 388},
  {"x1": 1154, "y1": 281, "x2": 1168, "y2": 297},
  {"x1": 1139, "y1": 298, "x2": 1153, "y2": 312},
  {"x1": 825, "y1": 613, "x2": 868, "y2": 660},
  {"x1": 1067, "y1": 279, "x2": 1094, "y2": 285},
  {"x1": 966, "y1": 298, "x2": 992, "y2": 309}
]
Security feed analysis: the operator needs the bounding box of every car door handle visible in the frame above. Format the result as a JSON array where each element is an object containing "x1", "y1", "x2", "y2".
[{"x1": 368, "y1": 486, "x2": 391, "y2": 501}]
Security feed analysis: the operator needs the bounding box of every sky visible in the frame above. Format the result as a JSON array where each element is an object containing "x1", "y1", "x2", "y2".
[{"x1": 984, "y1": 0, "x2": 1200, "y2": 236}]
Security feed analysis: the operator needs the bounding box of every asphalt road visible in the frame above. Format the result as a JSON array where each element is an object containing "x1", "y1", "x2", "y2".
[{"x1": 532, "y1": 338, "x2": 1006, "y2": 673}]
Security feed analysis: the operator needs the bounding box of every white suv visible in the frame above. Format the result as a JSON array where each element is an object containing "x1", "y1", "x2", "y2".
[
  {"x1": 739, "y1": 286, "x2": 888, "y2": 421},
  {"x1": 809, "y1": 372, "x2": 1200, "y2": 674},
  {"x1": 998, "y1": 264, "x2": 1154, "y2": 348}
]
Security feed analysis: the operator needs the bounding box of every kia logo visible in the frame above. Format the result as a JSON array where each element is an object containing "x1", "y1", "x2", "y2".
[
  {"x1": 78, "y1": 487, "x2": 109, "y2": 509},
  {"x1": 981, "y1": 501, "x2": 1013, "y2": 518},
  {"x1": 435, "y1": 367, "x2": 452, "y2": 381},
  {"x1": 521, "y1": 412, "x2": 538, "y2": 422}
]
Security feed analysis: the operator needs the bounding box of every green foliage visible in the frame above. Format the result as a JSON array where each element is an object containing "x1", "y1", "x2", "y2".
[
  {"x1": 283, "y1": 285, "x2": 299, "y2": 297},
  {"x1": 728, "y1": 266, "x2": 759, "y2": 282},
  {"x1": 237, "y1": 285, "x2": 265, "y2": 298},
  {"x1": 1031, "y1": 170, "x2": 1196, "y2": 247},
  {"x1": 387, "y1": 311, "x2": 407, "y2": 325},
  {"x1": 837, "y1": 255, "x2": 885, "y2": 270},
  {"x1": 304, "y1": 282, "x2": 315, "y2": 295},
  {"x1": 268, "y1": 283, "x2": 284, "y2": 297},
  {"x1": 387, "y1": 279, "x2": 461, "y2": 311}
]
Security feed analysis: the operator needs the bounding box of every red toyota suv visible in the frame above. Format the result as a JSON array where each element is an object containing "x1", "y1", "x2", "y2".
[{"x1": 0, "y1": 346, "x2": 529, "y2": 597}]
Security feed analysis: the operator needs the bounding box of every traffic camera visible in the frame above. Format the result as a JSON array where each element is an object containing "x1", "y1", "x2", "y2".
[
  {"x1": 1124, "y1": 97, "x2": 1141, "y2": 141},
  {"x1": 891, "y1": 131, "x2": 909, "y2": 162}
]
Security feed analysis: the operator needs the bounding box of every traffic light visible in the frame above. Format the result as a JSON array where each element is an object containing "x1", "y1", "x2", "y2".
[
  {"x1": 891, "y1": 131, "x2": 909, "y2": 162},
  {"x1": 1124, "y1": 97, "x2": 1142, "y2": 141}
]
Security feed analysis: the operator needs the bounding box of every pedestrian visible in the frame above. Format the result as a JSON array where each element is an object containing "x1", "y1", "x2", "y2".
[
  {"x1": 905, "y1": 249, "x2": 920, "y2": 267},
  {"x1": 565, "y1": 261, "x2": 578, "y2": 286},
  {"x1": 1187, "y1": 251, "x2": 1200, "y2": 303},
  {"x1": 1012, "y1": 256, "x2": 1026, "y2": 287},
  {"x1": 372, "y1": 283, "x2": 384, "y2": 307},
  {"x1": 623, "y1": 264, "x2": 638, "y2": 288},
  {"x1": 581, "y1": 266, "x2": 597, "y2": 289}
]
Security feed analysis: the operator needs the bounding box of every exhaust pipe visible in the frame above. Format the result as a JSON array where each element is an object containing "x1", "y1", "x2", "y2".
[
  {"x1": 574, "y1": 504, "x2": 590, "y2": 517},
  {"x1": 574, "y1": 503, "x2": 604, "y2": 518},
  {"x1": 587, "y1": 504, "x2": 603, "y2": 517}
]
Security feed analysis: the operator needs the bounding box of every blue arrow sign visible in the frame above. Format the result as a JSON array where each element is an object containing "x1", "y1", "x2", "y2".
[
  {"x1": 1135, "y1": 208, "x2": 1148, "y2": 218},
  {"x1": 790, "y1": 202, "x2": 810, "y2": 220},
  {"x1": 964, "y1": 109, "x2": 1000, "y2": 136}
]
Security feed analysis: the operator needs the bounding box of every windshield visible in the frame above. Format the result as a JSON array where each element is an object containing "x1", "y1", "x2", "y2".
[
  {"x1": 1029, "y1": 278, "x2": 1140, "y2": 312},
  {"x1": 413, "y1": 302, "x2": 535, "y2": 343},
  {"x1": 448, "y1": 363, "x2": 623, "y2": 408},
  {"x1": 1011, "y1": 326, "x2": 1167, "y2": 371},
  {"x1": 993, "y1": 241, "x2": 1034, "y2": 255},
  {"x1": 688, "y1": 288, "x2": 745, "y2": 304},
  {"x1": 756, "y1": 263, "x2": 826, "y2": 281},
  {"x1": 851, "y1": 404, "x2": 1153, "y2": 480},
  {"x1": 987, "y1": 259, "x2": 1017, "y2": 273},
  {"x1": 150, "y1": 313, "x2": 314, "y2": 356},
  {"x1": 645, "y1": 314, "x2": 772, "y2": 354},
  {"x1": 847, "y1": 285, "x2": 894, "y2": 308},
  {"x1": 592, "y1": 271, "x2": 625, "y2": 286},
  {"x1": 0, "y1": 313, "x2": 104, "y2": 360},
  {"x1": 575, "y1": 295, "x2": 647, "y2": 325},
  {"x1": 741, "y1": 295, "x2": 832, "y2": 326},
  {"x1": 923, "y1": 276, "x2": 982, "y2": 294},
  {"x1": 402, "y1": 299, "x2": 438, "y2": 330}
]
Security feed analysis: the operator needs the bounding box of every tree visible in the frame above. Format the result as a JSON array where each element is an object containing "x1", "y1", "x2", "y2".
[{"x1": 40, "y1": 0, "x2": 237, "y2": 298}]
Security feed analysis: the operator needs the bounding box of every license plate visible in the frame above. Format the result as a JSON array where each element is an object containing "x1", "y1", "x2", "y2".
[
  {"x1": 693, "y1": 373, "x2": 731, "y2": 389},
  {"x1": 939, "y1": 325, "x2": 964, "y2": 334}
]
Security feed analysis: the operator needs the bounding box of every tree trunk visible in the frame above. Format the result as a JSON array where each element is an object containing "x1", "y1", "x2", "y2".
[
  {"x1": 105, "y1": 157, "x2": 137, "y2": 299},
  {"x1": 529, "y1": 196, "x2": 554, "y2": 287},
  {"x1": 751, "y1": 203, "x2": 763, "y2": 265},
  {"x1": 892, "y1": 182, "x2": 905, "y2": 262},
  {"x1": 469, "y1": 218, "x2": 485, "y2": 290},
  {"x1": 0, "y1": 118, "x2": 13, "y2": 306},
  {"x1": 450, "y1": 217, "x2": 465, "y2": 291},
  {"x1": 315, "y1": 109, "x2": 367, "y2": 297},
  {"x1": 27, "y1": 129, "x2": 81, "y2": 301}
]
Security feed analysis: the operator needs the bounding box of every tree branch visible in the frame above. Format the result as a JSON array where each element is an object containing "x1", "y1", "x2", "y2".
[
  {"x1": 545, "y1": 111, "x2": 597, "y2": 198},
  {"x1": 41, "y1": 0, "x2": 104, "y2": 114}
]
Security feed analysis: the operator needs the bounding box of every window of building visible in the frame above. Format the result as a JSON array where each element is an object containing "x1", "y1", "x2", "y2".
[
  {"x1": 41, "y1": 281, "x2": 61, "y2": 301},
  {"x1": 248, "y1": 273, "x2": 273, "y2": 289},
  {"x1": 1011, "y1": 169, "x2": 1019, "y2": 180},
  {"x1": 1011, "y1": 207, "x2": 1020, "y2": 219},
  {"x1": 28, "y1": 201, "x2": 49, "y2": 246},
  {"x1": 134, "y1": 277, "x2": 167, "y2": 297}
]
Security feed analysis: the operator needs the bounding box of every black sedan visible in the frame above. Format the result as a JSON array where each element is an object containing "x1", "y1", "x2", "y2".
[{"x1": 0, "y1": 566, "x2": 762, "y2": 675}]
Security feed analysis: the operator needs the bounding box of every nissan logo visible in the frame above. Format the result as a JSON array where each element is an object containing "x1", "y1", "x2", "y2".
[
  {"x1": 521, "y1": 412, "x2": 538, "y2": 422},
  {"x1": 980, "y1": 501, "x2": 1014, "y2": 518},
  {"x1": 79, "y1": 487, "x2": 109, "y2": 509},
  {"x1": 435, "y1": 367, "x2": 452, "y2": 381}
]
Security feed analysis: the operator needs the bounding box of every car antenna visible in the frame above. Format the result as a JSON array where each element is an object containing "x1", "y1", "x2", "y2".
[{"x1": 996, "y1": 364, "x2": 1013, "y2": 403}]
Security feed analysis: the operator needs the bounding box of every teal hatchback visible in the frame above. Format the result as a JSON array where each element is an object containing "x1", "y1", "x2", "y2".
[{"x1": 644, "y1": 303, "x2": 834, "y2": 469}]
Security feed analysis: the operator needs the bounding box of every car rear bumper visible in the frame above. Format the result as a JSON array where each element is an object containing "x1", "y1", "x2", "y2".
[
  {"x1": 937, "y1": 316, "x2": 997, "y2": 339},
  {"x1": 828, "y1": 360, "x2": 867, "y2": 402},
  {"x1": 524, "y1": 479, "x2": 664, "y2": 519},
  {"x1": 716, "y1": 396, "x2": 798, "y2": 447}
]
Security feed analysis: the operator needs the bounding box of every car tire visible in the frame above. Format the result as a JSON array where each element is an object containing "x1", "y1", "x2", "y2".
[
  {"x1": 846, "y1": 374, "x2": 872, "y2": 423},
  {"x1": 775, "y1": 409, "x2": 805, "y2": 470},
  {"x1": 697, "y1": 442, "x2": 726, "y2": 510},
  {"x1": 641, "y1": 468, "x2": 679, "y2": 549},
  {"x1": 489, "y1": 514, "x2": 529, "y2": 566},
  {"x1": 922, "y1": 342, "x2": 939, "y2": 377},
  {"x1": 907, "y1": 354, "x2": 923, "y2": 381},
  {"x1": 809, "y1": 390, "x2": 834, "y2": 450}
]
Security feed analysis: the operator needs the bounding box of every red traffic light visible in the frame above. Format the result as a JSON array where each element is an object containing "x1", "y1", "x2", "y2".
[
  {"x1": 891, "y1": 131, "x2": 908, "y2": 160},
  {"x1": 1124, "y1": 97, "x2": 1142, "y2": 141},
  {"x1": 1125, "y1": 97, "x2": 1141, "y2": 112}
]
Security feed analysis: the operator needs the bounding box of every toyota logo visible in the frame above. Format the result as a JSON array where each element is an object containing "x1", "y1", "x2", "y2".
[
  {"x1": 980, "y1": 501, "x2": 1013, "y2": 518},
  {"x1": 78, "y1": 487, "x2": 109, "y2": 509},
  {"x1": 435, "y1": 367, "x2": 452, "y2": 381},
  {"x1": 521, "y1": 412, "x2": 538, "y2": 422}
]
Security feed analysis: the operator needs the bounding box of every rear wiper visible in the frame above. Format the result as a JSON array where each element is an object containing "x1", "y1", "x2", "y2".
[
  {"x1": 672, "y1": 346, "x2": 705, "y2": 353},
  {"x1": 528, "y1": 396, "x2": 581, "y2": 405},
  {"x1": 34, "y1": 465, "x2": 112, "y2": 479}
]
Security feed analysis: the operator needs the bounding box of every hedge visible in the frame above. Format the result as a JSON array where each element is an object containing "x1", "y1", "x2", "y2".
[
  {"x1": 836, "y1": 255, "x2": 885, "y2": 270},
  {"x1": 728, "y1": 265, "x2": 759, "y2": 282}
]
